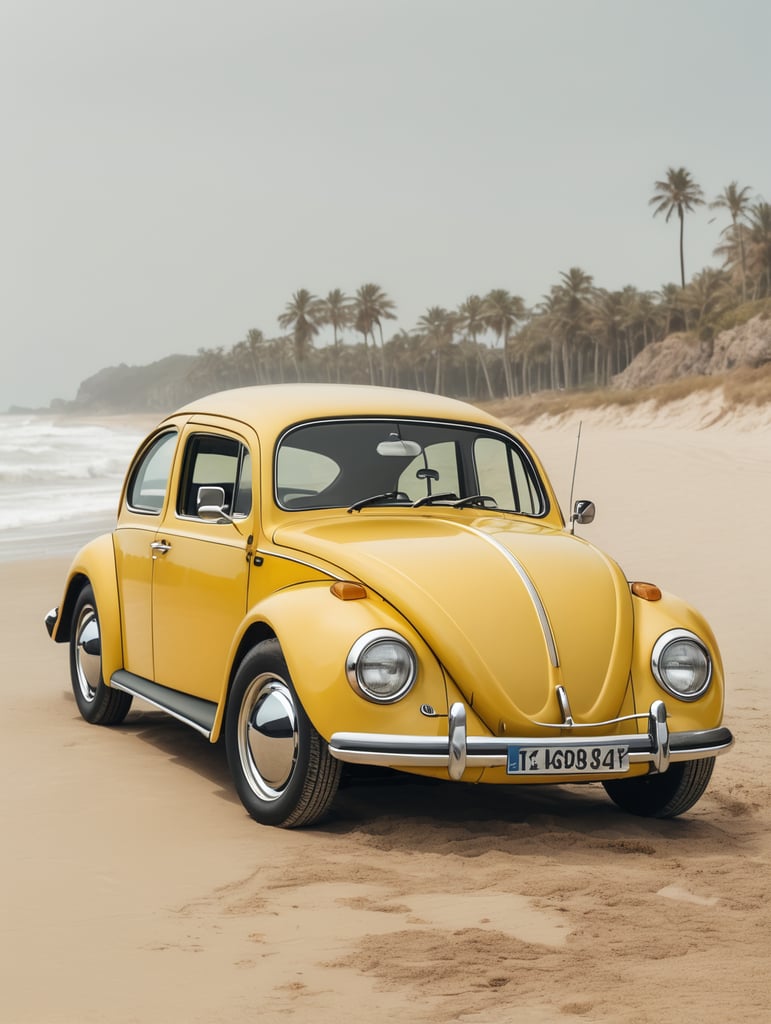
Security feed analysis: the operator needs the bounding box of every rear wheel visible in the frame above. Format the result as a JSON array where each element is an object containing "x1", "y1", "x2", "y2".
[
  {"x1": 69, "y1": 584, "x2": 133, "y2": 725},
  {"x1": 225, "y1": 640, "x2": 341, "y2": 828},
  {"x1": 603, "y1": 758, "x2": 715, "y2": 818}
]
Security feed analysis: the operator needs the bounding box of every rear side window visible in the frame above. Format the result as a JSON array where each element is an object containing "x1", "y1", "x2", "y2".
[
  {"x1": 474, "y1": 436, "x2": 542, "y2": 515},
  {"x1": 177, "y1": 433, "x2": 252, "y2": 518},
  {"x1": 127, "y1": 431, "x2": 177, "y2": 514}
]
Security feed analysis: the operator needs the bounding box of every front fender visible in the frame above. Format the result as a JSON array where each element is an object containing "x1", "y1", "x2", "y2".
[
  {"x1": 630, "y1": 589, "x2": 725, "y2": 732},
  {"x1": 51, "y1": 534, "x2": 124, "y2": 685},
  {"x1": 214, "y1": 581, "x2": 453, "y2": 745}
]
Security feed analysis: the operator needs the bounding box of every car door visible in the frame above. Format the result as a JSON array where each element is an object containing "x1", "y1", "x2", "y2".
[
  {"x1": 114, "y1": 428, "x2": 179, "y2": 682},
  {"x1": 150, "y1": 427, "x2": 255, "y2": 702}
]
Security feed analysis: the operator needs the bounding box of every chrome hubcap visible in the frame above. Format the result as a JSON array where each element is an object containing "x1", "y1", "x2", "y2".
[
  {"x1": 239, "y1": 675, "x2": 299, "y2": 801},
  {"x1": 75, "y1": 606, "x2": 101, "y2": 703}
]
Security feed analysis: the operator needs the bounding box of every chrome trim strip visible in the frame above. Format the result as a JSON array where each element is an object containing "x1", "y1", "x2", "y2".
[
  {"x1": 255, "y1": 548, "x2": 345, "y2": 581},
  {"x1": 533, "y1": 711, "x2": 651, "y2": 730},
  {"x1": 556, "y1": 685, "x2": 574, "y2": 726},
  {"x1": 449, "y1": 522, "x2": 559, "y2": 667}
]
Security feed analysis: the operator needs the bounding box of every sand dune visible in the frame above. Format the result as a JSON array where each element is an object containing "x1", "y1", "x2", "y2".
[{"x1": 1, "y1": 407, "x2": 769, "y2": 1023}]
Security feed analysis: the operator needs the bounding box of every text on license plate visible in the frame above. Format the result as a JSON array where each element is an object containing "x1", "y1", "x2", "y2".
[{"x1": 507, "y1": 744, "x2": 629, "y2": 775}]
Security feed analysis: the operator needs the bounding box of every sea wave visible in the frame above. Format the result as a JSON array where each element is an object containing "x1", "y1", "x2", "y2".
[
  {"x1": 0, "y1": 457, "x2": 131, "y2": 484},
  {"x1": 0, "y1": 415, "x2": 143, "y2": 557}
]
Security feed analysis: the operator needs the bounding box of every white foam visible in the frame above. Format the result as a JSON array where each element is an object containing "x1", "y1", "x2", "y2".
[{"x1": 0, "y1": 415, "x2": 142, "y2": 555}]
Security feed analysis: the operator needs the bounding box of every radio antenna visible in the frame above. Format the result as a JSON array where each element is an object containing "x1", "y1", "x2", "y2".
[{"x1": 568, "y1": 420, "x2": 582, "y2": 534}]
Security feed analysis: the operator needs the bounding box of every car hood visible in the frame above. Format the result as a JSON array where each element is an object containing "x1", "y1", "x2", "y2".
[{"x1": 273, "y1": 514, "x2": 634, "y2": 732}]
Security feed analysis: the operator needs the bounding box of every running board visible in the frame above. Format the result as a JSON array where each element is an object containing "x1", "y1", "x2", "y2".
[{"x1": 110, "y1": 670, "x2": 217, "y2": 739}]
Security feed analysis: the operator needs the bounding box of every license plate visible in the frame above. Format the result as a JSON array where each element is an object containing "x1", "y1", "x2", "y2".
[{"x1": 507, "y1": 743, "x2": 629, "y2": 775}]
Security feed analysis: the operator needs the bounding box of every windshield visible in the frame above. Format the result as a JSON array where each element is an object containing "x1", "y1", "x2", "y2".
[{"x1": 274, "y1": 418, "x2": 547, "y2": 516}]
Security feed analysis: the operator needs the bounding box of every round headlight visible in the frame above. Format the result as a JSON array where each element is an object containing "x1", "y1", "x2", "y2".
[
  {"x1": 651, "y1": 629, "x2": 712, "y2": 701},
  {"x1": 346, "y1": 630, "x2": 417, "y2": 703}
]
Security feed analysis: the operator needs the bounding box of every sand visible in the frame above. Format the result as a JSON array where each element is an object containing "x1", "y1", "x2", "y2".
[{"x1": 1, "y1": 408, "x2": 769, "y2": 1023}]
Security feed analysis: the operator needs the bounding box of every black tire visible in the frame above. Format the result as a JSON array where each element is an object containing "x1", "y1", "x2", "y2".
[
  {"x1": 69, "y1": 584, "x2": 133, "y2": 726},
  {"x1": 603, "y1": 758, "x2": 715, "y2": 818},
  {"x1": 225, "y1": 640, "x2": 342, "y2": 828}
]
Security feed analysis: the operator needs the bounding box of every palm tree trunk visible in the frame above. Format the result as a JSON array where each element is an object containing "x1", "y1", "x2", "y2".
[{"x1": 476, "y1": 341, "x2": 495, "y2": 400}]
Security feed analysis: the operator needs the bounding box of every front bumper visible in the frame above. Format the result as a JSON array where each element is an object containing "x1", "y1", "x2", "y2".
[{"x1": 329, "y1": 700, "x2": 734, "y2": 781}]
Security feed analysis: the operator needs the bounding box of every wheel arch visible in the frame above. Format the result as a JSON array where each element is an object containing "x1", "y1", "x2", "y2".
[
  {"x1": 53, "y1": 535, "x2": 124, "y2": 684},
  {"x1": 211, "y1": 581, "x2": 450, "y2": 745},
  {"x1": 210, "y1": 620, "x2": 277, "y2": 742}
]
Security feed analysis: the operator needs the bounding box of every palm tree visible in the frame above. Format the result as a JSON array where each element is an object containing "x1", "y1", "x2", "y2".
[
  {"x1": 650, "y1": 167, "x2": 705, "y2": 288},
  {"x1": 483, "y1": 289, "x2": 528, "y2": 398},
  {"x1": 589, "y1": 289, "x2": 624, "y2": 384},
  {"x1": 657, "y1": 282, "x2": 689, "y2": 335},
  {"x1": 242, "y1": 328, "x2": 265, "y2": 383},
  {"x1": 455, "y1": 294, "x2": 494, "y2": 400},
  {"x1": 352, "y1": 283, "x2": 397, "y2": 384},
  {"x1": 617, "y1": 285, "x2": 657, "y2": 362},
  {"x1": 744, "y1": 200, "x2": 771, "y2": 299},
  {"x1": 415, "y1": 306, "x2": 455, "y2": 394},
  {"x1": 550, "y1": 267, "x2": 594, "y2": 389},
  {"x1": 681, "y1": 267, "x2": 731, "y2": 341},
  {"x1": 277, "y1": 289, "x2": 321, "y2": 381},
  {"x1": 384, "y1": 329, "x2": 417, "y2": 389},
  {"x1": 710, "y1": 182, "x2": 754, "y2": 300},
  {"x1": 315, "y1": 289, "x2": 352, "y2": 381}
]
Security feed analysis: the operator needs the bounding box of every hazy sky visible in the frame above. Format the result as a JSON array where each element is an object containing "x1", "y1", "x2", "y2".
[{"x1": 1, "y1": 0, "x2": 769, "y2": 411}]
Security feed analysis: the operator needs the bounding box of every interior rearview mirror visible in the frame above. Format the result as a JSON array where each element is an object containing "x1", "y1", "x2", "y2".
[{"x1": 376, "y1": 439, "x2": 422, "y2": 457}]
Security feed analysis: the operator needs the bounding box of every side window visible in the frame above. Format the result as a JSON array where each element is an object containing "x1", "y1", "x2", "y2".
[
  {"x1": 232, "y1": 450, "x2": 252, "y2": 517},
  {"x1": 474, "y1": 437, "x2": 543, "y2": 515},
  {"x1": 177, "y1": 434, "x2": 252, "y2": 518},
  {"x1": 127, "y1": 431, "x2": 177, "y2": 514}
]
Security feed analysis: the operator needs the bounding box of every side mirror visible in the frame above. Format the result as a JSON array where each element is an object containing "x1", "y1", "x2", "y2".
[
  {"x1": 571, "y1": 499, "x2": 595, "y2": 526},
  {"x1": 197, "y1": 485, "x2": 233, "y2": 523}
]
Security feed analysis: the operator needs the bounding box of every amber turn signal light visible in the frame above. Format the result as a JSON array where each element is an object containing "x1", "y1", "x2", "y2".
[
  {"x1": 331, "y1": 581, "x2": 368, "y2": 601},
  {"x1": 631, "y1": 581, "x2": 662, "y2": 601}
]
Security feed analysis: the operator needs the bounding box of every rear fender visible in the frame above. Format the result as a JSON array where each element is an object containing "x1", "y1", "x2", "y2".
[
  {"x1": 52, "y1": 535, "x2": 124, "y2": 684},
  {"x1": 211, "y1": 581, "x2": 450, "y2": 744}
]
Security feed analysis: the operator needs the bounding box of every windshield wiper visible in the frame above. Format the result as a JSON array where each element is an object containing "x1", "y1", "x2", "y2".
[
  {"x1": 347, "y1": 492, "x2": 410, "y2": 513},
  {"x1": 411, "y1": 492, "x2": 458, "y2": 508},
  {"x1": 452, "y1": 494, "x2": 498, "y2": 509}
]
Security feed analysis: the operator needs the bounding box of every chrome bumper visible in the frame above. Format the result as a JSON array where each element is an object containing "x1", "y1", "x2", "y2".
[
  {"x1": 329, "y1": 700, "x2": 734, "y2": 780},
  {"x1": 44, "y1": 607, "x2": 59, "y2": 639}
]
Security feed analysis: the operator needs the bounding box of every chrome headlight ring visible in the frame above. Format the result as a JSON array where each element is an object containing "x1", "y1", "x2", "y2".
[
  {"x1": 651, "y1": 628, "x2": 713, "y2": 702},
  {"x1": 345, "y1": 629, "x2": 417, "y2": 704}
]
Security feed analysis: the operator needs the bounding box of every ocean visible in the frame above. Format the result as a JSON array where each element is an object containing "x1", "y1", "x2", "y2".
[{"x1": 0, "y1": 415, "x2": 147, "y2": 562}]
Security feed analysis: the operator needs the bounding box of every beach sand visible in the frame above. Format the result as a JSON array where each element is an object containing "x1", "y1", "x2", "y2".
[{"x1": 1, "y1": 409, "x2": 769, "y2": 1023}]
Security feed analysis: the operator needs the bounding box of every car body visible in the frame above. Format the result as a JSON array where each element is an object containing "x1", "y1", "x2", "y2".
[{"x1": 45, "y1": 384, "x2": 733, "y2": 827}]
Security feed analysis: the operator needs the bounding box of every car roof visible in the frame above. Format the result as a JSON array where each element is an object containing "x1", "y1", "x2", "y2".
[{"x1": 172, "y1": 384, "x2": 509, "y2": 436}]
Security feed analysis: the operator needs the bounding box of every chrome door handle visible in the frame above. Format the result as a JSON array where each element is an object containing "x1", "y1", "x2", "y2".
[{"x1": 150, "y1": 540, "x2": 172, "y2": 555}]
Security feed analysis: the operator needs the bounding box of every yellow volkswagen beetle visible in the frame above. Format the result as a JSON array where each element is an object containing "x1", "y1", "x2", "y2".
[{"x1": 45, "y1": 384, "x2": 733, "y2": 827}]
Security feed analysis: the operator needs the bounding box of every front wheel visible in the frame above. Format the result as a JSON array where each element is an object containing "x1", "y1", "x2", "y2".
[
  {"x1": 224, "y1": 640, "x2": 342, "y2": 828},
  {"x1": 602, "y1": 758, "x2": 715, "y2": 818},
  {"x1": 69, "y1": 584, "x2": 133, "y2": 726}
]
